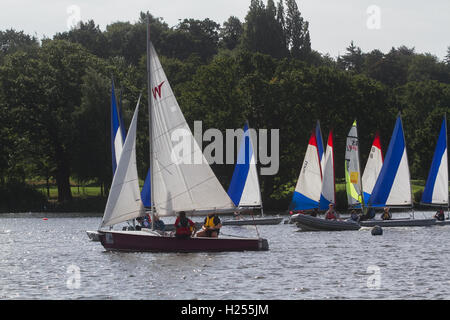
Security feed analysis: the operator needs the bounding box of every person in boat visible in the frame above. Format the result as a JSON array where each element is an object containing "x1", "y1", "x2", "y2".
[
  {"x1": 136, "y1": 214, "x2": 152, "y2": 229},
  {"x1": 153, "y1": 214, "x2": 166, "y2": 231},
  {"x1": 325, "y1": 203, "x2": 338, "y2": 220},
  {"x1": 349, "y1": 210, "x2": 361, "y2": 222},
  {"x1": 434, "y1": 209, "x2": 445, "y2": 221},
  {"x1": 174, "y1": 211, "x2": 196, "y2": 239},
  {"x1": 233, "y1": 211, "x2": 242, "y2": 220},
  {"x1": 381, "y1": 207, "x2": 392, "y2": 220},
  {"x1": 196, "y1": 212, "x2": 222, "y2": 238}
]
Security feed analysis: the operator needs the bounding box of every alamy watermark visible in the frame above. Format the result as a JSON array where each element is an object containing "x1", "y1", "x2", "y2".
[
  {"x1": 170, "y1": 121, "x2": 279, "y2": 176},
  {"x1": 366, "y1": 5, "x2": 381, "y2": 30},
  {"x1": 66, "y1": 264, "x2": 81, "y2": 289},
  {"x1": 66, "y1": 5, "x2": 82, "y2": 30},
  {"x1": 366, "y1": 265, "x2": 381, "y2": 289}
]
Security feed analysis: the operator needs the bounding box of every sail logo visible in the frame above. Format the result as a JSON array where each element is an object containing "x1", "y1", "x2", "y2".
[{"x1": 152, "y1": 81, "x2": 165, "y2": 99}]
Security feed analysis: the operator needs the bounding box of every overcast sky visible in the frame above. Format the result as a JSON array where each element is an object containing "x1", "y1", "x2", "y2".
[{"x1": 1, "y1": 0, "x2": 449, "y2": 59}]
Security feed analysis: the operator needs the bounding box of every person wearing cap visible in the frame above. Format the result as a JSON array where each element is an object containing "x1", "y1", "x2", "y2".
[{"x1": 381, "y1": 207, "x2": 392, "y2": 220}]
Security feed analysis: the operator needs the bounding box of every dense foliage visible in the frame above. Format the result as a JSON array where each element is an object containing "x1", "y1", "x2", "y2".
[{"x1": 1, "y1": 0, "x2": 449, "y2": 211}]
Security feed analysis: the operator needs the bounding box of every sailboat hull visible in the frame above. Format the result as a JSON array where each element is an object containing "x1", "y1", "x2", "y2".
[
  {"x1": 98, "y1": 230, "x2": 269, "y2": 252},
  {"x1": 360, "y1": 218, "x2": 436, "y2": 228}
]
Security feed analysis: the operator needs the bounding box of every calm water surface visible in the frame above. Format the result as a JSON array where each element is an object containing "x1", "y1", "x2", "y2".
[{"x1": 1, "y1": 211, "x2": 449, "y2": 300}]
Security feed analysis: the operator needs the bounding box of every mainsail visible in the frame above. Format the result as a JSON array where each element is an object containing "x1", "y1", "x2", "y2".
[
  {"x1": 319, "y1": 131, "x2": 336, "y2": 210},
  {"x1": 421, "y1": 116, "x2": 448, "y2": 206},
  {"x1": 362, "y1": 132, "x2": 383, "y2": 205},
  {"x1": 368, "y1": 115, "x2": 412, "y2": 208},
  {"x1": 148, "y1": 42, "x2": 235, "y2": 216},
  {"x1": 345, "y1": 121, "x2": 363, "y2": 208},
  {"x1": 227, "y1": 122, "x2": 262, "y2": 207},
  {"x1": 111, "y1": 79, "x2": 126, "y2": 174},
  {"x1": 290, "y1": 131, "x2": 322, "y2": 210},
  {"x1": 101, "y1": 97, "x2": 145, "y2": 228},
  {"x1": 316, "y1": 120, "x2": 325, "y2": 172}
]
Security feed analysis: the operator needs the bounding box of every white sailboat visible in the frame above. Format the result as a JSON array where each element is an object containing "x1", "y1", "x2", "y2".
[
  {"x1": 345, "y1": 121, "x2": 364, "y2": 209},
  {"x1": 319, "y1": 131, "x2": 335, "y2": 210},
  {"x1": 225, "y1": 121, "x2": 282, "y2": 226},
  {"x1": 361, "y1": 132, "x2": 383, "y2": 206},
  {"x1": 97, "y1": 20, "x2": 268, "y2": 252},
  {"x1": 361, "y1": 114, "x2": 436, "y2": 227}
]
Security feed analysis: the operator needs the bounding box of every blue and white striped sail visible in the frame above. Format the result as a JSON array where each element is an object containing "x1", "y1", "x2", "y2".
[
  {"x1": 141, "y1": 169, "x2": 151, "y2": 208},
  {"x1": 316, "y1": 120, "x2": 325, "y2": 173},
  {"x1": 319, "y1": 131, "x2": 336, "y2": 210},
  {"x1": 368, "y1": 115, "x2": 412, "y2": 207},
  {"x1": 111, "y1": 80, "x2": 126, "y2": 175},
  {"x1": 290, "y1": 131, "x2": 322, "y2": 210},
  {"x1": 227, "y1": 123, "x2": 262, "y2": 207},
  {"x1": 421, "y1": 116, "x2": 448, "y2": 206}
]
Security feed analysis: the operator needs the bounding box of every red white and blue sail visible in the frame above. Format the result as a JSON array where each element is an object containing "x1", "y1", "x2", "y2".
[
  {"x1": 227, "y1": 122, "x2": 262, "y2": 207},
  {"x1": 111, "y1": 79, "x2": 126, "y2": 175},
  {"x1": 319, "y1": 131, "x2": 336, "y2": 210},
  {"x1": 316, "y1": 120, "x2": 325, "y2": 172},
  {"x1": 362, "y1": 132, "x2": 384, "y2": 205},
  {"x1": 421, "y1": 116, "x2": 448, "y2": 206},
  {"x1": 368, "y1": 115, "x2": 412, "y2": 207},
  {"x1": 290, "y1": 131, "x2": 322, "y2": 210}
]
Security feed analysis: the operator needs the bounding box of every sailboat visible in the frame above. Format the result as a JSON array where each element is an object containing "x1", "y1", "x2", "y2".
[
  {"x1": 421, "y1": 116, "x2": 449, "y2": 225},
  {"x1": 361, "y1": 114, "x2": 436, "y2": 227},
  {"x1": 345, "y1": 121, "x2": 364, "y2": 210},
  {"x1": 224, "y1": 121, "x2": 282, "y2": 226},
  {"x1": 86, "y1": 79, "x2": 126, "y2": 241},
  {"x1": 290, "y1": 130, "x2": 322, "y2": 211},
  {"x1": 361, "y1": 132, "x2": 383, "y2": 205},
  {"x1": 291, "y1": 128, "x2": 360, "y2": 231},
  {"x1": 97, "y1": 21, "x2": 268, "y2": 252},
  {"x1": 319, "y1": 131, "x2": 336, "y2": 211}
]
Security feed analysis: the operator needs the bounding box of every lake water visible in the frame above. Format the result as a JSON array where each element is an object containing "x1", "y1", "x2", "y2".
[{"x1": 1, "y1": 211, "x2": 449, "y2": 300}]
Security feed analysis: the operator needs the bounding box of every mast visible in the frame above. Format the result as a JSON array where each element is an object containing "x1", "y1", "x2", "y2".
[
  {"x1": 355, "y1": 120, "x2": 365, "y2": 212},
  {"x1": 146, "y1": 15, "x2": 155, "y2": 229},
  {"x1": 247, "y1": 119, "x2": 264, "y2": 216}
]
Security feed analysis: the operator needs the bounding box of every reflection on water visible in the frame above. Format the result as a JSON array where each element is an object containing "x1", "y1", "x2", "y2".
[{"x1": 0, "y1": 212, "x2": 449, "y2": 299}]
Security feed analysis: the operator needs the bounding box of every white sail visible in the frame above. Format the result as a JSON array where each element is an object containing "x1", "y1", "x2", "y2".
[
  {"x1": 368, "y1": 116, "x2": 412, "y2": 207},
  {"x1": 319, "y1": 131, "x2": 335, "y2": 210},
  {"x1": 101, "y1": 98, "x2": 145, "y2": 228},
  {"x1": 148, "y1": 42, "x2": 235, "y2": 216},
  {"x1": 345, "y1": 121, "x2": 363, "y2": 208},
  {"x1": 238, "y1": 125, "x2": 261, "y2": 207},
  {"x1": 362, "y1": 132, "x2": 383, "y2": 205},
  {"x1": 290, "y1": 132, "x2": 322, "y2": 210}
]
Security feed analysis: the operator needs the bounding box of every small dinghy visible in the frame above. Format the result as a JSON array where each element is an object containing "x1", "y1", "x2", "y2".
[
  {"x1": 360, "y1": 218, "x2": 436, "y2": 228},
  {"x1": 222, "y1": 216, "x2": 283, "y2": 226},
  {"x1": 290, "y1": 214, "x2": 361, "y2": 232}
]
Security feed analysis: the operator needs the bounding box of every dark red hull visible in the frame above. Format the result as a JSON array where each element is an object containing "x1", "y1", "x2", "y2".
[{"x1": 98, "y1": 230, "x2": 269, "y2": 252}]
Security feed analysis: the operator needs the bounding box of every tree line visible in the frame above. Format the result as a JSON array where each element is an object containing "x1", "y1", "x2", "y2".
[{"x1": 1, "y1": 0, "x2": 450, "y2": 211}]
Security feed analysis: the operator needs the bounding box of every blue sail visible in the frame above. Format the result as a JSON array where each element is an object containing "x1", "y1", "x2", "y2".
[
  {"x1": 141, "y1": 169, "x2": 151, "y2": 208},
  {"x1": 111, "y1": 79, "x2": 125, "y2": 175},
  {"x1": 227, "y1": 122, "x2": 261, "y2": 207},
  {"x1": 368, "y1": 115, "x2": 412, "y2": 208},
  {"x1": 422, "y1": 116, "x2": 448, "y2": 205},
  {"x1": 316, "y1": 120, "x2": 324, "y2": 165}
]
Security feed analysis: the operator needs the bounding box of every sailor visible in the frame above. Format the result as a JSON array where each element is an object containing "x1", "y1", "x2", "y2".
[
  {"x1": 381, "y1": 207, "x2": 392, "y2": 220},
  {"x1": 434, "y1": 209, "x2": 445, "y2": 221},
  {"x1": 153, "y1": 214, "x2": 166, "y2": 231},
  {"x1": 197, "y1": 212, "x2": 222, "y2": 238},
  {"x1": 349, "y1": 210, "x2": 360, "y2": 222},
  {"x1": 174, "y1": 211, "x2": 196, "y2": 239},
  {"x1": 325, "y1": 203, "x2": 337, "y2": 220}
]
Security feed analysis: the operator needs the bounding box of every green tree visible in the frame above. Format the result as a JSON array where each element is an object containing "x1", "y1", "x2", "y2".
[{"x1": 219, "y1": 16, "x2": 243, "y2": 51}]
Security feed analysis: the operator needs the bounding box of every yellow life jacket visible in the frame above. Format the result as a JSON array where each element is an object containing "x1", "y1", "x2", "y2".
[{"x1": 204, "y1": 215, "x2": 217, "y2": 228}]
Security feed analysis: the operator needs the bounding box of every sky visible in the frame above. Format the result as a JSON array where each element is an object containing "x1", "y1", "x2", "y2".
[{"x1": 1, "y1": 0, "x2": 449, "y2": 60}]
